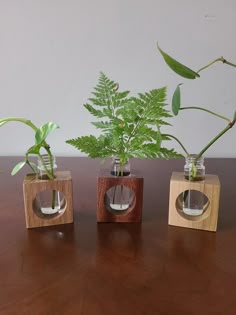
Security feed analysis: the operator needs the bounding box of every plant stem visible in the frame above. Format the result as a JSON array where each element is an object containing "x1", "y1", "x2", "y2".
[
  {"x1": 196, "y1": 118, "x2": 235, "y2": 159},
  {"x1": 197, "y1": 57, "x2": 236, "y2": 73},
  {"x1": 119, "y1": 165, "x2": 125, "y2": 209},
  {"x1": 180, "y1": 107, "x2": 231, "y2": 122},
  {"x1": 38, "y1": 154, "x2": 54, "y2": 180},
  {"x1": 162, "y1": 134, "x2": 189, "y2": 156},
  {"x1": 224, "y1": 60, "x2": 236, "y2": 68},
  {"x1": 120, "y1": 185, "x2": 124, "y2": 209},
  {"x1": 38, "y1": 152, "x2": 56, "y2": 209},
  {"x1": 51, "y1": 190, "x2": 56, "y2": 209},
  {"x1": 197, "y1": 57, "x2": 225, "y2": 73},
  {"x1": 26, "y1": 160, "x2": 37, "y2": 173},
  {"x1": 0, "y1": 117, "x2": 38, "y2": 131},
  {"x1": 44, "y1": 145, "x2": 55, "y2": 179},
  {"x1": 125, "y1": 101, "x2": 150, "y2": 152}
]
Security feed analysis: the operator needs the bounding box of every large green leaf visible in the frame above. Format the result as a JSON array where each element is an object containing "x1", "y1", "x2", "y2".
[
  {"x1": 35, "y1": 122, "x2": 59, "y2": 145},
  {"x1": 11, "y1": 161, "x2": 26, "y2": 175},
  {"x1": 27, "y1": 144, "x2": 41, "y2": 155},
  {"x1": 172, "y1": 84, "x2": 182, "y2": 116},
  {"x1": 157, "y1": 44, "x2": 200, "y2": 79}
]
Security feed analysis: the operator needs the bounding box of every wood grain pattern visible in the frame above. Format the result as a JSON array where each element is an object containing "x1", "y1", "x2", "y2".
[
  {"x1": 23, "y1": 171, "x2": 73, "y2": 228},
  {"x1": 168, "y1": 172, "x2": 220, "y2": 231},
  {"x1": 97, "y1": 174, "x2": 143, "y2": 222},
  {"x1": 1, "y1": 157, "x2": 236, "y2": 315}
]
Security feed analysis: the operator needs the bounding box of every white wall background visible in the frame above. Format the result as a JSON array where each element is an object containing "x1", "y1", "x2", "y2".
[{"x1": 0, "y1": 0, "x2": 235, "y2": 157}]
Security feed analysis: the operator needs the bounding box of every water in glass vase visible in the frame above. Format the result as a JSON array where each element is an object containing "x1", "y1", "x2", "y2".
[
  {"x1": 106, "y1": 185, "x2": 134, "y2": 211},
  {"x1": 36, "y1": 190, "x2": 64, "y2": 215},
  {"x1": 183, "y1": 155, "x2": 206, "y2": 216},
  {"x1": 184, "y1": 155, "x2": 205, "y2": 181},
  {"x1": 105, "y1": 158, "x2": 134, "y2": 213},
  {"x1": 182, "y1": 190, "x2": 206, "y2": 216},
  {"x1": 36, "y1": 154, "x2": 62, "y2": 215}
]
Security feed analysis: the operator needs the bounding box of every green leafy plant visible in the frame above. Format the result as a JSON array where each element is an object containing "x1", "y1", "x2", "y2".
[
  {"x1": 157, "y1": 44, "x2": 236, "y2": 179},
  {"x1": 66, "y1": 72, "x2": 182, "y2": 168},
  {"x1": 0, "y1": 117, "x2": 59, "y2": 208},
  {"x1": 0, "y1": 117, "x2": 59, "y2": 177}
]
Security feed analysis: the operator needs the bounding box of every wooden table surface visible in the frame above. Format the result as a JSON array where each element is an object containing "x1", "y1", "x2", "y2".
[{"x1": 0, "y1": 157, "x2": 236, "y2": 315}]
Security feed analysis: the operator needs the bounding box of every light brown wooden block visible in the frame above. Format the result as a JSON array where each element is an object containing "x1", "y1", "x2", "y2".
[
  {"x1": 168, "y1": 172, "x2": 220, "y2": 232},
  {"x1": 97, "y1": 173, "x2": 143, "y2": 223},
  {"x1": 23, "y1": 171, "x2": 73, "y2": 228}
]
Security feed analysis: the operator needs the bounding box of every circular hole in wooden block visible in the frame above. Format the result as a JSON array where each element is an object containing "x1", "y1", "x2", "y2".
[
  {"x1": 175, "y1": 190, "x2": 210, "y2": 221},
  {"x1": 104, "y1": 185, "x2": 135, "y2": 215},
  {"x1": 33, "y1": 190, "x2": 66, "y2": 219}
]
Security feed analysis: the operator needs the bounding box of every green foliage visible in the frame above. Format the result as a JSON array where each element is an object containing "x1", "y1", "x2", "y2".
[
  {"x1": 0, "y1": 118, "x2": 59, "y2": 178},
  {"x1": 66, "y1": 72, "x2": 182, "y2": 164},
  {"x1": 67, "y1": 135, "x2": 115, "y2": 159},
  {"x1": 158, "y1": 43, "x2": 236, "y2": 180},
  {"x1": 157, "y1": 44, "x2": 200, "y2": 79},
  {"x1": 172, "y1": 84, "x2": 182, "y2": 116},
  {"x1": 11, "y1": 161, "x2": 26, "y2": 176},
  {"x1": 35, "y1": 122, "x2": 59, "y2": 146}
]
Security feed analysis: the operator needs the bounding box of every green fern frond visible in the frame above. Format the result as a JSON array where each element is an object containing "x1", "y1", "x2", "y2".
[
  {"x1": 84, "y1": 104, "x2": 105, "y2": 118},
  {"x1": 66, "y1": 135, "x2": 114, "y2": 158},
  {"x1": 91, "y1": 121, "x2": 113, "y2": 130},
  {"x1": 67, "y1": 73, "x2": 182, "y2": 162}
]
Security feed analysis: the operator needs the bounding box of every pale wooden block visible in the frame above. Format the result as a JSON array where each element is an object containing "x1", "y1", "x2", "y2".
[
  {"x1": 168, "y1": 172, "x2": 220, "y2": 232},
  {"x1": 23, "y1": 171, "x2": 73, "y2": 228}
]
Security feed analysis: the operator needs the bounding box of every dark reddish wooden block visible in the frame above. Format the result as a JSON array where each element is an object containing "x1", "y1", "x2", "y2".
[{"x1": 97, "y1": 173, "x2": 143, "y2": 223}]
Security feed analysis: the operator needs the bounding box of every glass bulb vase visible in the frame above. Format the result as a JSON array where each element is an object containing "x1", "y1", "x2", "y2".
[{"x1": 97, "y1": 158, "x2": 143, "y2": 223}]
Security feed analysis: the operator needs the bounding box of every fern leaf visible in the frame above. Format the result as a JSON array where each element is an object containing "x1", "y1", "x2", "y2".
[
  {"x1": 91, "y1": 121, "x2": 113, "y2": 130},
  {"x1": 66, "y1": 135, "x2": 115, "y2": 158},
  {"x1": 88, "y1": 97, "x2": 108, "y2": 106},
  {"x1": 84, "y1": 104, "x2": 105, "y2": 118}
]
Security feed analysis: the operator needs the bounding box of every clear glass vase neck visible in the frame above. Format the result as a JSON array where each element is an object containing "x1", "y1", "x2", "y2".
[
  {"x1": 37, "y1": 154, "x2": 57, "y2": 179},
  {"x1": 184, "y1": 154, "x2": 205, "y2": 181},
  {"x1": 110, "y1": 157, "x2": 131, "y2": 177}
]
